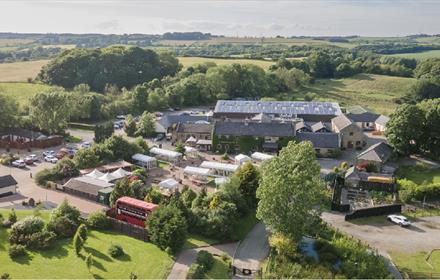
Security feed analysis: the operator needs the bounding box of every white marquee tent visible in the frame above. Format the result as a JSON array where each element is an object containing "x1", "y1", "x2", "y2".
[
  {"x1": 111, "y1": 168, "x2": 132, "y2": 180},
  {"x1": 98, "y1": 173, "x2": 118, "y2": 183},
  {"x1": 85, "y1": 169, "x2": 105, "y2": 179}
]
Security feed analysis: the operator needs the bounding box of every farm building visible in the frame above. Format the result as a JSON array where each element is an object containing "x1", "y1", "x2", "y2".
[
  {"x1": 356, "y1": 142, "x2": 393, "y2": 171},
  {"x1": 213, "y1": 100, "x2": 342, "y2": 122},
  {"x1": 331, "y1": 114, "x2": 366, "y2": 149},
  {"x1": 0, "y1": 175, "x2": 17, "y2": 197},
  {"x1": 374, "y1": 115, "x2": 390, "y2": 132},
  {"x1": 200, "y1": 161, "x2": 239, "y2": 177},
  {"x1": 156, "y1": 112, "x2": 210, "y2": 134},
  {"x1": 63, "y1": 176, "x2": 114, "y2": 203},
  {"x1": 171, "y1": 122, "x2": 213, "y2": 143},
  {"x1": 296, "y1": 132, "x2": 341, "y2": 157},
  {"x1": 150, "y1": 147, "x2": 182, "y2": 162},
  {"x1": 132, "y1": 153, "x2": 157, "y2": 169}
]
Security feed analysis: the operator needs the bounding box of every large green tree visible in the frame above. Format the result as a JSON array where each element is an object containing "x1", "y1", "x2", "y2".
[
  {"x1": 385, "y1": 104, "x2": 425, "y2": 156},
  {"x1": 256, "y1": 141, "x2": 324, "y2": 239},
  {"x1": 109, "y1": 178, "x2": 134, "y2": 207},
  {"x1": 0, "y1": 94, "x2": 18, "y2": 129},
  {"x1": 235, "y1": 162, "x2": 260, "y2": 208},
  {"x1": 29, "y1": 91, "x2": 70, "y2": 134},
  {"x1": 136, "y1": 111, "x2": 156, "y2": 137}
]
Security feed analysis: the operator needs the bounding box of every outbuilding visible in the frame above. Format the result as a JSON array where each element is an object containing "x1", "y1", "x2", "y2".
[
  {"x1": 200, "y1": 161, "x2": 239, "y2": 177},
  {"x1": 0, "y1": 175, "x2": 17, "y2": 197},
  {"x1": 132, "y1": 153, "x2": 157, "y2": 169},
  {"x1": 235, "y1": 154, "x2": 251, "y2": 165},
  {"x1": 150, "y1": 147, "x2": 183, "y2": 163}
]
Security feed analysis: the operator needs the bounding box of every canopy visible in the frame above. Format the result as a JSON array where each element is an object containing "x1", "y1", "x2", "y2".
[
  {"x1": 111, "y1": 168, "x2": 132, "y2": 180},
  {"x1": 86, "y1": 169, "x2": 105, "y2": 179},
  {"x1": 200, "y1": 161, "x2": 239, "y2": 173},
  {"x1": 251, "y1": 152, "x2": 274, "y2": 161},
  {"x1": 150, "y1": 147, "x2": 182, "y2": 159},
  {"x1": 235, "y1": 154, "x2": 251, "y2": 164},
  {"x1": 98, "y1": 173, "x2": 118, "y2": 182},
  {"x1": 184, "y1": 166, "x2": 211, "y2": 177},
  {"x1": 132, "y1": 153, "x2": 156, "y2": 163},
  {"x1": 158, "y1": 178, "x2": 179, "y2": 189}
]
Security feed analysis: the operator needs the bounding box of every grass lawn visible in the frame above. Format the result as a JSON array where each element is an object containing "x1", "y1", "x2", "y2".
[
  {"x1": 386, "y1": 50, "x2": 440, "y2": 60},
  {"x1": 0, "y1": 82, "x2": 56, "y2": 109},
  {"x1": 0, "y1": 60, "x2": 49, "y2": 82},
  {"x1": 157, "y1": 160, "x2": 170, "y2": 168},
  {"x1": 203, "y1": 256, "x2": 231, "y2": 279},
  {"x1": 183, "y1": 234, "x2": 219, "y2": 250},
  {"x1": 404, "y1": 207, "x2": 440, "y2": 219},
  {"x1": 396, "y1": 166, "x2": 440, "y2": 185},
  {"x1": 231, "y1": 209, "x2": 258, "y2": 241},
  {"x1": 391, "y1": 250, "x2": 440, "y2": 278},
  {"x1": 0, "y1": 210, "x2": 174, "y2": 279},
  {"x1": 178, "y1": 56, "x2": 275, "y2": 70},
  {"x1": 300, "y1": 73, "x2": 415, "y2": 115}
]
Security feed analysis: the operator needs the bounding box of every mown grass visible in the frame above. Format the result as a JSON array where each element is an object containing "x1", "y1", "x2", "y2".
[
  {"x1": 386, "y1": 50, "x2": 440, "y2": 60},
  {"x1": 300, "y1": 73, "x2": 416, "y2": 115},
  {"x1": 396, "y1": 166, "x2": 440, "y2": 185},
  {"x1": 203, "y1": 256, "x2": 231, "y2": 279},
  {"x1": 0, "y1": 60, "x2": 49, "y2": 82},
  {"x1": 0, "y1": 209, "x2": 174, "y2": 279},
  {"x1": 0, "y1": 82, "x2": 56, "y2": 109},
  {"x1": 183, "y1": 234, "x2": 219, "y2": 250},
  {"x1": 178, "y1": 56, "x2": 275, "y2": 70},
  {"x1": 391, "y1": 250, "x2": 440, "y2": 277}
]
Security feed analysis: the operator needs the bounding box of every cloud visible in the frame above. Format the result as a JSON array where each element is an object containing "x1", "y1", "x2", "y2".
[{"x1": 94, "y1": 20, "x2": 119, "y2": 31}]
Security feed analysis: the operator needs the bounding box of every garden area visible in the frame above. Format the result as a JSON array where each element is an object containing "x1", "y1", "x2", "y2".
[
  {"x1": 0, "y1": 207, "x2": 173, "y2": 279},
  {"x1": 390, "y1": 250, "x2": 440, "y2": 279}
]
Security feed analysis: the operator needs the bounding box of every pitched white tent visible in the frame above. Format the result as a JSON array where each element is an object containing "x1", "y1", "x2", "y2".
[
  {"x1": 98, "y1": 173, "x2": 118, "y2": 183},
  {"x1": 132, "y1": 153, "x2": 156, "y2": 169},
  {"x1": 150, "y1": 147, "x2": 182, "y2": 162},
  {"x1": 251, "y1": 152, "x2": 274, "y2": 162},
  {"x1": 85, "y1": 169, "x2": 105, "y2": 179},
  {"x1": 111, "y1": 168, "x2": 132, "y2": 180},
  {"x1": 235, "y1": 154, "x2": 251, "y2": 165}
]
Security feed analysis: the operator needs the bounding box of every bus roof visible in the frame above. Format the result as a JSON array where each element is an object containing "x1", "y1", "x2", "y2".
[{"x1": 117, "y1": 196, "x2": 158, "y2": 211}]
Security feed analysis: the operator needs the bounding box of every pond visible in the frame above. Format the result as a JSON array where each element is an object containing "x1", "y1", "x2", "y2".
[{"x1": 299, "y1": 236, "x2": 342, "y2": 269}]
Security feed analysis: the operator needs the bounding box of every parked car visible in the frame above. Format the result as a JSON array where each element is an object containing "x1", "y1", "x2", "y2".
[
  {"x1": 12, "y1": 160, "x2": 26, "y2": 168},
  {"x1": 387, "y1": 215, "x2": 411, "y2": 227},
  {"x1": 116, "y1": 115, "x2": 126, "y2": 120},
  {"x1": 28, "y1": 154, "x2": 39, "y2": 162},
  {"x1": 24, "y1": 157, "x2": 34, "y2": 165},
  {"x1": 44, "y1": 155, "x2": 58, "y2": 163},
  {"x1": 81, "y1": 142, "x2": 91, "y2": 149},
  {"x1": 154, "y1": 134, "x2": 165, "y2": 142},
  {"x1": 43, "y1": 150, "x2": 55, "y2": 157}
]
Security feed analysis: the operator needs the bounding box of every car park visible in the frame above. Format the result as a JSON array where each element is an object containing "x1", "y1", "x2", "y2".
[
  {"x1": 387, "y1": 214, "x2": 411, "y2": 227},
  {"x1": 44, "y1": 155, "x2": 58, "y2": 163},
  {"x1": 24, "y1": 157, "x2": 34, "y2": 165},
  {"x1": 43, "y1": 150, "x2": 55, "y2": 157},
  {"x1": 12, "y1": 160, "x2": 26, "y2": 168}
]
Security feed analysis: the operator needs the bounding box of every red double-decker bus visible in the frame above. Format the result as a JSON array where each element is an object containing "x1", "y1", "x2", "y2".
[{"x1": 115, "y1": 196, "x2": 158, "y2": 227}]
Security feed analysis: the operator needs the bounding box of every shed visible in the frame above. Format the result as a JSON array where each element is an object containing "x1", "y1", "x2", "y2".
[
  {"x1": 150, "y1": 147, "x2": 183, "y2": 162},
  {"x1": 63, "y1": 176, "x2": 114, "y2": 202},
  {"x1": 97, "y1": 187, "x2": 113, "y2": 206},
  {"x1": 132, "y1": 153, "x2": 156, "y2": 169},
  {"x1": 235, "y1": 154, "x2": 251, "y2": 165},
  {"x1": 183, "y1": 166, "x2": 212, "y2": 177},
  {"x1": 159, "y1": 178, "x2": 179, "y2": 190},
  {"x1": 251, "y1": 152, "x2": 274, "y2": 162},
  {"x1": 0, "y1": 175, "x2": 17, "y2": 197}
]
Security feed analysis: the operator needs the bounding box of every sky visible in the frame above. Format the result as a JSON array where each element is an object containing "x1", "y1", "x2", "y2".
[{"x1": 0, "y1": 0, "x2": 439, "y2": 37}]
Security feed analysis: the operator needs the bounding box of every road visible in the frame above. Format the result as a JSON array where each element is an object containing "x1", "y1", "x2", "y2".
[
  {"x1": 0, "y1": 150, "x2": 105, "y2": 214},
  {"x1": 232, "y1": 222, "x2": 270, "y2": 277},
  {"x1": 167, "y1": 243, "x2": 237, "y2": 280}
]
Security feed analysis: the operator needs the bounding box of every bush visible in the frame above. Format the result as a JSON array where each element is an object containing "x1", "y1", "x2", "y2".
[
  {"x1": 186, "y1": 263, "x2": 205, "y2": 279},
  {"x1": 35, "y1": 168, "x2": 56, "y2": 186},
  {"x1": 9, "y1": 216, "x2": 57, "y2": 249},
  {"x1": 0, "y1": 273, "x2": 10, "y2": 280},
  {"x1": 47, "y1": 199, "x2": 81, "y2": 237},
  {"x1": 9, "y1": 244, "x2": 27, "y2": 258},
  {"x1": 196, "y1": 250, "x2": 214, "y2": 270},
  {"x1": 87, "y1": 211, "x2": 111, "y2": 229},
  {"x1": 108, "y1": 244, "x2": 125, "y2": 258}
]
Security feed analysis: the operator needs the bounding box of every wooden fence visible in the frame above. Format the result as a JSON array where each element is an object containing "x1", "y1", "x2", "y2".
[{"x1": 107, "y1": 216, "x2": 149, "y2": 242}]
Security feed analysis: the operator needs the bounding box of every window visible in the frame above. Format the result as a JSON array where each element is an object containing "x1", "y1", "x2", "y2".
[
  {"x1": 349, "y1": 132, "x2": 354, "y2": 136},
  {"x1": 315, "y1": 149, "x2": 321, "y2": 154}
]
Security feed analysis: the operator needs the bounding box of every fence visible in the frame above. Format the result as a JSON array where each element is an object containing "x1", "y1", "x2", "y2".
[
  {"x1": 406, "y1": 271, "x2": 440, "y2": 279},
  {"x1": 107, "y1": 216, "x2": 149, "y2": 242},
  {"x1": 345, "y1": 204, "x2": 402, "y2": 220}
]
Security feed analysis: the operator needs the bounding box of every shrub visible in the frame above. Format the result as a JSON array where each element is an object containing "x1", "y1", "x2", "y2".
[
  {"x1": 196, "y1": 250, "x2": 214, "y2": 270},
  {"x1": 87, "y1": 211, "x2": 111, "y2": 229},
  {"x1": 9, "y1": 244, "x2": 27, "y2": 258},
  {"x1": 8, "y1": 209, "x2": 17, "y2": 224},
  {"x1": 77, "y1": 224, "x2": 88, "y2": 241},
  {"x1": 108, "y1": 244, "x2": 125, "y2": 258},
  {"x1": 9, "y1": 216, "x2": 56, "y2": 249},
  {"x1": 186, "y1": 263, "x2": 205, "y2": 279},
  {"x1": 47, "y1": 200, "x2": 81, "y2": 237},
  {"x1": 0, "y1": 273, "x2": 10, "y2": 280}
]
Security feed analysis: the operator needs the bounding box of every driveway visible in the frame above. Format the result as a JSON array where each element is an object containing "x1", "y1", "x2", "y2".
[
  {"x1": 322, "y1": 212, "x2": 440, "y2": 253},
  {"x1": 167, "y1": 243, "x2": 237, "y2": 280},
  {"x1": 0, "y1": 152, "x2": 105, "y2": 214}
]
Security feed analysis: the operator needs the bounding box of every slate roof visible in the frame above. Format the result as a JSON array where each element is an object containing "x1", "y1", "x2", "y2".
[
  {"x1": 375, "y1": 115, "x2": 390, "y2": 126},
  {"x1": 296, "y1": 132, "x2": 341, "y2": 149},
  {"x1": 357, "y1": 142, "x2": 392, "y2": 163},
  {"x1": 63, "y1": 177, "x2": 114, "y2": 196},
  {"x1": 310, "y1": 121, "x2": 331, "y2": 132},
  {"x1": 0, "y1": 128, "x2": 46, "y2": 140},
  {"x1": 0, "y1": 175, "x2": 17, "y2": 189},
  {"x1": 175, "y1": 123, "x2": 213, "y2": 134},
  {"x1": 331, "y1": 114, "x2": 354, "y2": 131},
  {"x1": 347, "y1": 112, "x2": 380, "y2": 123},
  {"x1": 214, "y1": 100, "x2": 342, "y2": 116},
  {"x1": 158, "y1": 113, "x2": 209, "y2": 130},
  {"x1": 214, "y1": 121, "x2": 295, "y2": 137}
]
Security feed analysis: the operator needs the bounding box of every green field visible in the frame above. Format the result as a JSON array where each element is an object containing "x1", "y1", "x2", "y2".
[
  {"x1": 386, "y1": 50, "x2": 440, "y2": 60},
  {"x1": 0, "y1": 82, "x2": 56, "y2": 109},
  {"x1": 391, "y1": 250, "x2": 440, "y2": 278},
  {"x1": 0, "y1": 209, "x2": 173, "y2": 279},
  {"x1": 396, "y1": 166, "x2": 440, "y2": 185},
  {"x1": 301, "y1": 73, "x2": 416, "y2": 115},
  {"x1": 178, "y1": 56, "x2": 275, "y2": 70}
]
